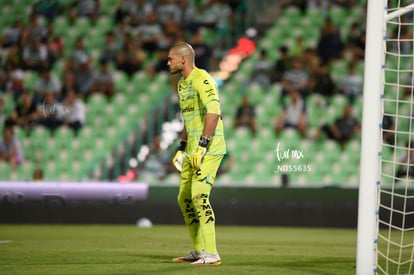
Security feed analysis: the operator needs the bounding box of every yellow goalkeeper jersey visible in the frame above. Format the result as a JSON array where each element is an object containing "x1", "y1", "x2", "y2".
[{"x1": 178, "y1": 67, "x2": 226, "y2": 156}]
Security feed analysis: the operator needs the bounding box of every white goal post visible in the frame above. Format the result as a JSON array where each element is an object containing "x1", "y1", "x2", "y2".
[{"x1": 357, "y1": 1, "x2": 414, "y2": 274}]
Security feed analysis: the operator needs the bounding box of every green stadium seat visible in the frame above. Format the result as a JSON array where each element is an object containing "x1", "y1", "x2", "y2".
[
  {"x1": 24, "y1": 71, "x2": 38, "y2": 93},
  {"x1": 0, "y1": 161, "x2": 12, "y2": 180},
  {"x1": 306, "y1": 8, "x2": 324, "y2": 27},
  {"x1": 30, "y1": 126, "x2": 51, "y2": 146},
  {"x1": 277, "y1": 128, "x2": 302, "y2": 149},
  {"x1": 73, "y1": 17, "x2": 91, "y2": 36},
  {"x1": 114, "y1": 71, "x2": 129, "y2": 92},
  {"x1": 95, "y1": 16, "x2": 114, "y2": 35},
  {"x1": 54, "y1": 16, "x2": 69, "y2": 36}
]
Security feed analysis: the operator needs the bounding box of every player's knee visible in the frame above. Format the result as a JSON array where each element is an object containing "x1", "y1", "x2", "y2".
[
  {"x1": 191, "y1": 192, "x2": 209, "y2": 206},
  {"x1": 177, "y1": 193, "x2": 192, "y2": 209}
]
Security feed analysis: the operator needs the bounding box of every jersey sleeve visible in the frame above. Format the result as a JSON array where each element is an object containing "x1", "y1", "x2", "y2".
[{"x1": 196, "y1": 73, "x2": 221, "y2": 115}]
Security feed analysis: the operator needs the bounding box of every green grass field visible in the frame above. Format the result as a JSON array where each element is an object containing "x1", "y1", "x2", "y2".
[{"x1": 0, "y1": 225, "x2": 356, "y2": 275}]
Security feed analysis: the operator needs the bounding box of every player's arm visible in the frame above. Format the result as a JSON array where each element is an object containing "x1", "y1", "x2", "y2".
[
  {"x1": 203, "y1": 113, "x2": 219, "y2": 139},
  {"x1": 190, "y1": 75, "x2": 221, "y2": 169}
]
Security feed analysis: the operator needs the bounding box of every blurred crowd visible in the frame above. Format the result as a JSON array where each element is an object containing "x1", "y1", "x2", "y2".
[
  {"x1": 233, "y1": 1, "x2": 368, "y2": 152},
  {"x1": 0, "y1": 0, "x2": 246, "y2": 176},
  {"x1": 1, "y1": 0, "x2": 396, "y2": 183}
]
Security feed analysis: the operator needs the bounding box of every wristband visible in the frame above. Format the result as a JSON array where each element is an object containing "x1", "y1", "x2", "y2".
[
  {"x1": 198, "y1": 136, "x2": 210, "y2": 148},
  {"x1": 178, "y1": 140, "x2": 187, "y2": 151}
]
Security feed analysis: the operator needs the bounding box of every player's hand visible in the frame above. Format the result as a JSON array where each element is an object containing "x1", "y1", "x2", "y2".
[
  {"x1": 172, "y1": 140, "x2": 187, "y2": 172},
  {"x1": 172, "y1": 150, "x2": 185, "y2": 172},
  {"x1": 190, "y1": 136, "x2": 210, "y2": 170},
  {"x1": 190, "y1": 146, "x2": 207, "y2": 170}
]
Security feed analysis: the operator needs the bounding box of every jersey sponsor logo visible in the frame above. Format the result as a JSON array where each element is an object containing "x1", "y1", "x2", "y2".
[
  {"x1": 179, "y1": 81, "x2": 192, "y2": 92},
  {"x1": 203, "y1": 79, "x2": 209, "y2": 85},
  {"x1": 182, "y1": 106, "x2": 194, "y2": 113}
]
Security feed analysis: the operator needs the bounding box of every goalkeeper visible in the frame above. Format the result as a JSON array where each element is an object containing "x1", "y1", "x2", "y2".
[{"x1": 167, "y1": 42, "x2": 226, "y2": 265}]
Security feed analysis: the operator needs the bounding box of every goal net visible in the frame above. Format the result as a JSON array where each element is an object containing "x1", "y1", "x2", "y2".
[
  {"x1": 357, "y1": 1, "x2": 414, "y2": 274},
  {"x1": 379, "y1": 1, "x2": 414, "y2": 274}
]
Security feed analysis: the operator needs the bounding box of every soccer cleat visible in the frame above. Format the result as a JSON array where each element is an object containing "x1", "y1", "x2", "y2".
[
  {"x1": 172, "y1": 250, "x2": 204, "y2": 263},
  {"x1": 191, "y1": 253, "x2": 221, "y2": 265}
]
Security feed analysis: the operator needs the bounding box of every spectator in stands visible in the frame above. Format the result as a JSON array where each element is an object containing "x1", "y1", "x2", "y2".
[
  {"x1": 6, "y1": 70, "x2": 26, "y2": 102},
  {"x1": 58, "y1": 90, "x2": 86, "y2": 135},
  {"x1": 395, "y1": 141, "x2": 414, "y2": 180},
  {"x1": 347, "y1": 22, "x2": 360, "y2": 48},
  {"x1": 33, "y1": 0, "x2": 62, "y2": 22},
  {"x1": 34, "y1": 66, "x2": 62, "y2": 103},
  {"x1": 112, "y1": 17, "x2": 129, "y2": 45},
  {"x1": 233, "y1": 95, "x2": 257, "y2": 136},
  {"x1": 65, "y1": 36, "x2": 92, "y2": 73},
  {"x1": 5, "y1": 91, "x2": 38, "y2": 133},
  {"x1": 338, "y1": 62, "x2": 362, "y2": 104},
  {"x1": 313, "y1": 104, "x2": 360, "y2": 150},
  {"x1": 0, "y1": 68, "x2": 7, "y2": 92},
  {"x1": 21, "y1": 13, "x2": 47, "y2": 46},
  {"x1": 347, "y1": 24, "x2": 365, "y2": 62},
  {"x1": 137, "y1": 11, "x2": 163, "y2": 54},
  {"x1": 190, "y1": 29, "x2": 214, "y2": 71},
  {"x1": 248, "y1": 49, "x2": 272, "y2": 91},
  {"x1": 60, "y1": 70, "x2": 76, "y2": 98},
  {"x1": 275, "y1": 90, "x2": 308, "y2": 138},
  {"x1": 22, "y1": 37, "x2": 49, "y2": 71},
  {"x1": 115, "y1": 0, "x2": 148, "y2": 24},
  {"x1": 162, "y1": 14, "x2": 184, "y2": 42},
  {"x1": 73, "y1": 55, "x2": 95, "y2": 97},
  {"x1": 43, "y1": 22, "x2": 64, "y2": 65},
  {"x1": 91, "y1": 59, "x2": 115, "y2": 98},
  {"x1": 157, "y1": 0, "x2": 181, "y2": 24},
  {"x1": 115, "y1": 34, "x2": 145, "y2": 78},
  {"x1": 114, "y1": 0, "x2": 129, "y2": 24},
  {"x1": 281, "y1": 57, "x2": 310, "y2": 100},
  {"x1": 227, "y1": 0, "x2": 246, "y2": 36},
  {"x1": 36, "y1": 92, "x2": 63, "y2": 132},
  {"x1": 1, "y1": 19, "x2": 24, "y2": 48},
  {"x1": 32, "y1": 167, "x2": 44, "y2": 181},
  {"x1": 309, "y1": 63, "x2": 336, "y2": 100},
  {"x1": 0, "y1": 126, "x2": 24, "y2": 171},
  {"x1": 147, "y1": 34, "x2": 176, "y2": 80},
  {"x1": 382, "y1": 114, "x2": 395, "y2": 146},
  {"x1": 193, "y1": 0, "x2": 232, "y2": 33},
  {"x1": 3, "y1": 44, "x2": 23, "y2": 71},
  {"x1": 177, "y1": 0, "x2": 196, "y2": 28},
  {"x1": 272, "y1": 46, "x2": 291, "y2": 83},
  {"x1": 301, "y1": 48, "x2": 320, "y2": 77},
  {"x1": 99, "y1": 31, "x2": 120, "y2": 63},
  {"x1": 317, "y1": 17, "x2": 345, "y2": 65},
  {"x1": 68, "y1": 0, "x2": 100, "y2": 24}
]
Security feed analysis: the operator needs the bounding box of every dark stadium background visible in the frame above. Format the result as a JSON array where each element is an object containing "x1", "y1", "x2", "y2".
[{"x1": 0, "y1": 0, "x2": 371, "y2": 227}]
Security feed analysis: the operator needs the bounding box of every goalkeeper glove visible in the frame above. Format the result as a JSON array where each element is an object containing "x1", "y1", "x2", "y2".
[
  {"x1": 172, "y1": 140, "x2": 187, "y2": 172},
  {"x1": 190, "y1": 136, "x2": 210, "y2": 170}
]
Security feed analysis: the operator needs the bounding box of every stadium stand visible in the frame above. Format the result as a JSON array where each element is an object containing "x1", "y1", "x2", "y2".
[{"x1": 0, "y1": 0, "x2": 368, "y2": 187}]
